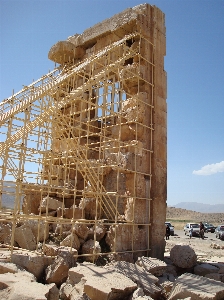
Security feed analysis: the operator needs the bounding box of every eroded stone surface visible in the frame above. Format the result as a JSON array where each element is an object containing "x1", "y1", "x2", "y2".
[
  {"x1": 14, "y1": 225, "x2": 36, "y2": 251},
  {"x1": 66, "y1": 262, "x2": 137, "y2": 300},
  {"x1": 11, "y1": 252, "x2": 53, "y2": 281},
  {"x1": 60, "y1": 233, "x2": 80, "y2": 250},
  {"x1": 136, "y1": 256, "x2": 167, "y2": 276},
  {"x1": 168, "y1": 273, "x2": 224, "y2": 300},
  {"x1": 194, "y1": 263, "x2": 219, "y2": 277},
  {"x1": 81, "y1": 239, "x2": 101, "y2": 263},
  {"x1": 0, "y1": 272, "x2": 59, "y2": 300},
  {"x1": 109, "y1": 261, "x2": 162, "y2": 299},
  {"x1": 170, "y1": 244, "x2": 197, "y2": 269}
]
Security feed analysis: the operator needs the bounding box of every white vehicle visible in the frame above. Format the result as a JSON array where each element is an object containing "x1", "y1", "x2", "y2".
[
  {"x1": 184, "y1": 223, "x2": 200, "y2": 236},
  {"x1": 165, "y1": 221, "x2": 174, "y2": 236}
]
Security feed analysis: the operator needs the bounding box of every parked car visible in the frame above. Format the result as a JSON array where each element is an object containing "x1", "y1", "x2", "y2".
[
  {"x1": 184, "y1": 223, "x2": 200, "y2": 236},
  {"x1": 215, "y1": 225, "x2": 224, "y2": 240},
  {"x1": 203, "y1": 223, "x2": 216, "y2": 233},
  {"x1": 165, "y1": 222, "x2": 174, "y2": 236}
]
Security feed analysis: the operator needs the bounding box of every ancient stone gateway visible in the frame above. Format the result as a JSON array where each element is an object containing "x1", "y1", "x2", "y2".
[{"x1": 0, "y1": 4, "x2": 166, "y2": 262}]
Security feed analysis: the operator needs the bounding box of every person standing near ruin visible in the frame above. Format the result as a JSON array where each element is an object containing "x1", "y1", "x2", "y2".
[
  {"x1": 165, "y1": 224, "x2": 170, "y2": 240},
  {"x1": 199, "y1": 222, "x2": 205, "y2": 239},
  {"x1": 189, "y1": 225, "x2": 193, "y2": 239}
]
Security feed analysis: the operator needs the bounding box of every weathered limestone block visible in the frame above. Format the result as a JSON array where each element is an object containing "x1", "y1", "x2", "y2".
[
  {"x1": 79, "y1": 197, "x2": 101, "y2": 219},
  {"x1": 22, "y1": 192, "x2": 41, "y2": 215},
  {"x1": 88, "y1": 223, "x2": 106, "y2": 241},
  {"x1": 54, "y1": 223, "x2": 72, "y2": 237},
  {"x1": 11, "y1": 252, "x2": 53, "y2": 281},
  {"x1": 111, "y1": 123, "x2": 140, "y2": 141},
  {"x1": 57, "y1": 247, "x2": 78, "y2": 267},
  {"x1": 46, "y1": 247, "x2": 77, "y2": 286},
  {"x1": 42, "y1": 210, "x2": 57, "y2": 217},
  {"x1": 108, "y1": 252, "x2": 134, "y2": 263},
  {"x1": 106, "y1": 224, "x2": 147, "y2": 253},
  {"x1": 45, "y1": 256, "x2": 70, "y2": 286},
  {"x1": 165, "y1": 264, "x2": 178, "y2": 277},
  {"x1": 136, "y1": 256, "x2": 167, "y2": 276},
  {"x1": 14, "y1": 225, "x2": 36, "y2": 250},
  {"x1": 59, "y1": 283, "x2": 77, "y2": 300},
  {"x1": 57, "y1": 205, "x2": 83, "y2": 219},
  {"x1": 0, "y1": 262, "x2": 22, "y2": 274},
  {"x1": 124, "y1": 197, "x2": 135, "y2": 222},
  {"x1": 205, "y1": 273, "x2": 224, "y2": 283},
  {"x1": 67, "y1": 5, "x2": 148, "y2": 46},
  {"x1": 67, "y1": 262, "x2": 137, "y2": 300},
  {"x1": 22, "y1": 183, "x2": 57, "y2": 215},
  {"x1": 56, "y1": 188, "x2": 73, "y2": 199},
  {"x1": 25, "y1": 219, "x2": 49, "y2": 242},
  {"x1": 40, "y1": 196, "x2": 62, "y2": 213},
  {"x1": 72, "y1": 222, "x2": 89, "y2": 240},
  {"x1": 126, "y1": 173, "x2": 146, "y2": 198},
  {"x1": 81, "y1": 239, "x2": 101, "y2": 263},
  {"x1": 159, "y1": 280, "x2": 173, "y2": 299},
  {"x1": 43, "y1": 244, "x2": 59, "y2": 257},
  {"x1": 60, "y1": 233, "x2": 80, "y2": 250},
  {"x1": 124, "y1": 198, "x2": 148, "y2": 224},
  {"x1": 170, "y1": 245, "x2": 197, "y2": 269},
  {"x1": 0, "y1": 222, "x2": 11, "y2": 244},
  {"x1": 48, "y1": 41, "x2": 76, "y2": 64},
  {"x1": 0, "y1": 272, "x2": 59, "y2": 300},
  {"x1": 103, "y1": 170, "x2": 126, "y2": 216},
  {"x1": 168, "y1": 273, "x2": 224, "y2": 300},
  {"x1": 105, "y1": 152, "x2": 131, "y2": 172},
  {"x1": 111, "y1": 261, "x2": 161, "y2": 299},
  {"x1": 194, "y1": 263, "x2": 219, "y2": 277},
  {"x1": 130, "y1": 287, "x2": 144, "y2": 299},
  {"x1": 121, "y1": 93, "x2": 148, "y2": 124}
]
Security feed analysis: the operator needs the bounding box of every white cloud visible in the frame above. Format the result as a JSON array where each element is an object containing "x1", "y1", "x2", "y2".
[{"x1": 193, "y1": 161, "x2": 224, "y2": 176}]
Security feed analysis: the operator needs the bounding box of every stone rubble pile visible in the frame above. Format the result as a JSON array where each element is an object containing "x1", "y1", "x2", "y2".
[
  {"x1": 210, "y1": 242, "x2": 224, "y2": 250},
  {"x1": 0, "y1": 244, "x2": 223, "y2": 299}
]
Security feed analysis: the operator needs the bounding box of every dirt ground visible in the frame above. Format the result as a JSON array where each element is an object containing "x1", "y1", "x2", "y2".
[{"x1": 165, "y1": 229, "x2": 224, "y2": 263}]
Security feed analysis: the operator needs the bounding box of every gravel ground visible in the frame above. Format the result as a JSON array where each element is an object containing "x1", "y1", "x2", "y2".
[{"x1": 165, "y1": 229, "x2": 224, "y2": 263}]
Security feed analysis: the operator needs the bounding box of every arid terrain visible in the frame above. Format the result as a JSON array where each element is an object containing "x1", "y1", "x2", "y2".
[
  {"x1": 166, "y1": 206, "x2": 224, "y2": 230},
  {"x1": 165, "y1": 206, "x2": 224, "y2": 263}
]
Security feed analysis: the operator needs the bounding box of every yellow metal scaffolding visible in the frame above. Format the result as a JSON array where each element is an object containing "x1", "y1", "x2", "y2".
[{"x1": 0, "y1": 32, "x2": 154, "y2": 262}]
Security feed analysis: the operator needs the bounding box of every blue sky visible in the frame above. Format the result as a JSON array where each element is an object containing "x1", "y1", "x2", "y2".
[{"x1": 0, "y1": 0, "x2": 224, "y2": 206}]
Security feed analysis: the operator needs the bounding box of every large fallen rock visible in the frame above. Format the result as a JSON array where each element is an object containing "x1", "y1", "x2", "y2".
[
  {"x1": 168, "y1": 272, "x2": 224, "y2": 300},
  {"x1": 110, "y1": 261, "x2": 162, "y2": 299},
  {"x1": 0, "y1": 272, "x2": 59, "y2": 300},
  {"x1": 81, "y1": 239, "x2": 101, "y2": 262},
  {"x1": 0, "y1": 222, "x2": 12, "y2": 244},
  {"x1": 136, "y1": 256, "x2": 167, "y2": 276},
  {"x1": 40, "y1": 196, "x2": 62, "y2": 213},
  {"x1": 88, "y1": 223, "x2": 107, "y2": 241},
  {"x1": 45, "y1": 247, "x2": 77, "y2": 286},
  {"x1": 170, "y1": 244, "x2": 197, "y2": 268},
  {"x1": 14, "y1": 225, "x2": 37, "y2": 250},
  {"x1": 25, "y1": 219, "x2": 49, "y2": 242},
  {"x1": 0, "y1": 261, "x2": 22, "y2": 274},
  {"x1": 60, "y1": 233, "x2": 80, "y2": 250},
  {"x1": 63, "y1": 262, "x2": 137, "y2": 299},
  {"x1": 194, "y1": 263, "x2": 219, "y2": 277},
  {"x1": 72, "y1": 222, "x2": 89, "y2": 240},
  {"x1": 205, "y1": 273, "x2": 224, "y2": 283},
  {"x1": 11, "y1": 251, "x2": 53, "y2": 281},
  {"x1": 45, "y1": 256, "x2": 70, "y2": 287}
]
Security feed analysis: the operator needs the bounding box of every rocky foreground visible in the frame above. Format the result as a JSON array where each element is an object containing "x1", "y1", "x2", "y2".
[{"x1": 0, "y1": 242, "x2": 224, "y2": 300}]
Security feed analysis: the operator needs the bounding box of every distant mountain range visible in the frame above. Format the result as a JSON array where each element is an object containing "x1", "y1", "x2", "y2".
[{"x1": 171, "y1": 202, "x2": 224, "y2": 213}]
